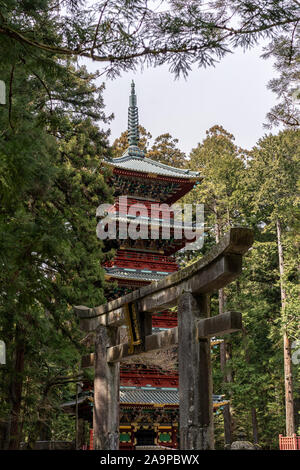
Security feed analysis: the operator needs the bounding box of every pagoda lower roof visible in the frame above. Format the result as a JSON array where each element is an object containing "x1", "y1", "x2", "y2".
[
  {"x1": 61, "y1": 388, "x2": 228, "y2": 410},
  {"x1": 104, "y1": 267, "x2": 170, "y2": 282},
  {"x1": 104, "y1": 238, "x2": 187, "y2": 257},
  {"x1": 120, "y1": 387, "x2": 227, "y2": 408},
  {"x1": 103, "y1": 212, "x2": 202, "y2": 236},
  {"x1": 61, "y1": 395, "x2": 92, "y2": 409},
  {"x1": 120, "y1": 386, "x2": 179, "y2": 405},
  {"x1": 105, "y1": 154, "x2": 199, "y2": 181}
]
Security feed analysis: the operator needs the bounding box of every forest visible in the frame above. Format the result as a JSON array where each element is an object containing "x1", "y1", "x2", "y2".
[{"x1": 0, "y1": 0, "x2": 299, "y2": 451}]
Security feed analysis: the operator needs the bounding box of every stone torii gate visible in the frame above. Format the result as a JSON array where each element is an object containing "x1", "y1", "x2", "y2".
[{"x1": 75, "y1": 227, "x2": 253, "y2": 450}]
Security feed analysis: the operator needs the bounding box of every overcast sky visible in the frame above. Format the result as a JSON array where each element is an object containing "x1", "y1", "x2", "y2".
[{"x1": 83, "y1": 43, "x2": 280, "y2": 156}]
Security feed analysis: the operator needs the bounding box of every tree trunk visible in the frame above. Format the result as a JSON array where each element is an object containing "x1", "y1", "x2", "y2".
[
  {"x1": 276, "y1": 218, "x2": 295, "y2": 435},
  {"x1": 242, "y1": 324, "x2": 259, "y2": 444},
  {"x1": 0, "y1": 323, "x2": 14, "y2": 449},
  {"x1": 220, "y1": 340, "x2": 232, "y2": 445},
  {"x1": 0, "y1": 419, "x2": 10, "y2": 450},
  {"x1": 251, "y1": 407, "x2": 258, "y2": 444},
  {"x1": 8, "y1": 328, "x2": 25, "y2": 450},
  {"x1": 283, "y1": 333, "x2": 294, "y2": 435},
  {"x1": 39, "y1": 421, "x2": 51, "y2": 441},
  {"x1": 215, "y1": 213, "x2": 232, "y2": 446}
]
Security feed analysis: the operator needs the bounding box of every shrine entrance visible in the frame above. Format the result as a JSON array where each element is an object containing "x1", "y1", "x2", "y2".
[
  {"x1": 135, "y1": 428, "x2": 156, "y2": 446},
  {"x1": 76, "y1": 227, "x2": 253, "y2": 450}
]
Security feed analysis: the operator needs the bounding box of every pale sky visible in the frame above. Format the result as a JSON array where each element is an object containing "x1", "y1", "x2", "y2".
[{"x1": 83, "y1": 43, "x2": 280, "y2": 156}]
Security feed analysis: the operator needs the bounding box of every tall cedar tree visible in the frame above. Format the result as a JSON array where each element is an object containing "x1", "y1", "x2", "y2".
[
  {"x1": 224, "y1": 129, "x2": 300, "y2": 446},
  {"x1": 184, "y1": 127, "x2": 299, "y2": 447},
  {"x1": 186, "y1": 125, "x2": 246, "y2": 445},
  {"x1": 244, "y1": 129, "x2": 300, "y2": 436},
  {"x1": 0, "y1": 10, "x2": 113, "y2": 448}
]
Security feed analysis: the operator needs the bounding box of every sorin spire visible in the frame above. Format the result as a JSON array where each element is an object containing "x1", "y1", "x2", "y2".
[{"x1": 128, "y1": 80, "x2": 140, "y2": 148}]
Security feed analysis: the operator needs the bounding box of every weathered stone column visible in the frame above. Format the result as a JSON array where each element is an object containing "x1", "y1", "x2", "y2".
[
  {"x1": 93, "y1": 325, "x2": 120, "y2": 450},
  {"x1": 178, "y1": 292, "x2": 214, "y2": 450}
]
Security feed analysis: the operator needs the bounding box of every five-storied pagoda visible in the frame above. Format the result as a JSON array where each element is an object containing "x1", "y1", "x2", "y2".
[{"x1": 62, "y1": 82, "x2": 227, "y2": 449}]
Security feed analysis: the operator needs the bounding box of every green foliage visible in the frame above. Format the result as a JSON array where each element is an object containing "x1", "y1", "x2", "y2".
[
  {"x1": 111, "y1": 126, "x2": 152, "y2": 158},
  {"x1": 185, "y1": 126, "x2": 299, "y2": 449},
  {"x1": 0, "y1": 0, "x2": 299, "y2": 450},
  {"x1": 147, "y1": 133, "x2": 186, "y2": 167},
  {"x1": 263, "y1": 33, "x2": 300, "y2": 128},
  {"x1": 112, "y1": 127, "x2": 186, "y2": 168},
  {"x1": 0, "y1": 3, "x2": 113, "y2": 447},
  {"x1": 246, "y1": 130, "x2": 300, "y2": 337},
  {"x1": 186, "y1": 124, "x2": 246, "y2": 235},
  {"x1": 0, "y1": 1, "x2": 298, "y2": 77}
]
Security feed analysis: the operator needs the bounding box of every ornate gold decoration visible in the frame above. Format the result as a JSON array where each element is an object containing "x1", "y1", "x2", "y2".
[{"x1": 124, "y1": 301, "x2": 142, "y2": 354}]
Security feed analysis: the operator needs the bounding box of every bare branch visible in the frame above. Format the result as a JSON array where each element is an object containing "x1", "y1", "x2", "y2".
[{"x1": 91, "y1": 1, "x2": 109, "y2": 59}]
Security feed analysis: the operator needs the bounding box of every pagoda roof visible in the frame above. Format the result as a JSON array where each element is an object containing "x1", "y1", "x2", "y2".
[
  {"x1": 105, "y1": 154, "x2": 200, "y2": 180},
  {"x1": 120, "y1": 386, "x2": 179, "y2": 405},
  {"x1": 104, "y1": 211, "x2": 201, "y2": 232},
  {"x1": 105, "y1": 266, "x2": 170, "y2": 282},
  {"x1": 61, "y1": 387, "x2": 228, "y2": 410},
  {"x1": 61, "y1": 395, "x2": 92, "y2": 409},
  {"x1": 120, "y1": 387, "x2": 227, "y2": 408}
]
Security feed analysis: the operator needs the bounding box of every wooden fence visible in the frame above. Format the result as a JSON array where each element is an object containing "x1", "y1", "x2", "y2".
[{"x1": 279, "y1": 434, "x2": 300, "y2": 450}]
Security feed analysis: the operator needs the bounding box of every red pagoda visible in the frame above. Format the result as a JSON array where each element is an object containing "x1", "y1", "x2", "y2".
[
  {"x1": 62, "y1": 82, "x2": 227, "y2": 449},
  {"x1": 102, "y1": 81, "x2": 227, "y2": 449}
]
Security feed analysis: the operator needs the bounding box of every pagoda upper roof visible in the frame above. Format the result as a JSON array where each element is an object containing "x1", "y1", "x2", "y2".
[
  {"x1": 107, "y1": 81, "x2": 200, "y2": 181},
  {"x1": 105, "y1": 153, "x2": 200, "y2": 180}
]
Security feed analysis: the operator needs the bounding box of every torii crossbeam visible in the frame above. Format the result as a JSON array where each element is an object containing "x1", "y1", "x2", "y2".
[{"x1": 75, "y1": 227, "x2": 254, "y2": 450}]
